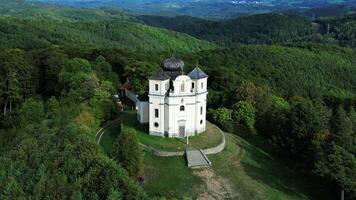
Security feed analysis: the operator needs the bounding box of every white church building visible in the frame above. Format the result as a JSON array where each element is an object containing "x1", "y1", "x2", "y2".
[{"x1": 136, "y1": 57, "x2": 208, "y2": 138}]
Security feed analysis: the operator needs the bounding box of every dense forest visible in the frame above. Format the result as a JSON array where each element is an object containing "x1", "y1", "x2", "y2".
[
  {"x1": 0, "y1": 0, "x2": 355, "y2": 199},
  {"x1": 0, "y1": 17, "x2": 215, "y2": 52},
  {"x1": 317, "y1": 13, "x2": 356, "y2": 48},
  {"x1": 138, "y1": 13, "x2": 314, "y2": 45}
]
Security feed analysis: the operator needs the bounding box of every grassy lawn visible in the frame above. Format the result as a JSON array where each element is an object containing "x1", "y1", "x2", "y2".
[
  {"x1": 142, "y1": 133, "x2": 333, "y2": 199},
  {"x1": 119, "y1": 110, "x2": 223, "y2": 152},
  {"x1": 143, "y1": 152, "x2": 204, "y2": 198}
]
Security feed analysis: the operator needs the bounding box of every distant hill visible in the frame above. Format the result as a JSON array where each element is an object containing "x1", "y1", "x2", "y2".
[
  {"x1": 138, "y1": 13, "x2": 313, "y2": 45},
  {"x1": 0, "y1": 0, "x2": 133, "y2": 22},
  {"x1": 27, "y1": 0, "x2": 356, "y2": 18},
  {"x1": 316, "y1": 13, "x2": 356, "y2": 47},
  {"x1": 0, "y1": 17, "x2": 216, "y2": 52},
  {"x1": 182, "y1": 44, "x2": 356, "y2": 100}
]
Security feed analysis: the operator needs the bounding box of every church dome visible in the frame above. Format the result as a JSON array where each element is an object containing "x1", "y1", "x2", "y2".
[{"x1": 162, "y1": 57, "x2": 184, "y2": 71}]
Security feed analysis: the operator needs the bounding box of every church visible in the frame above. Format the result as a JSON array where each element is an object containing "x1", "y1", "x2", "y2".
[{"x1": 136, "y1": 57, "x2": 208, "y2": 138}]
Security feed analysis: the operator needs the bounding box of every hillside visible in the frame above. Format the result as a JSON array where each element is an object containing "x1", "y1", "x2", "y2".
[
  {"x1": 317, "y1": 13, "x2": 356, "y2": 47},
  {"x1": 0, "y1": 17, "x2": 216, "y2": 52},
  {"x1": 181, "y1": 44, "x2": 356, "y2": 102},
  {"x1": 99, "y1": 115, "x2": 333, "y2": 199},
  {"x1": 0, "y1": 0, "x2": 133, "y2": 22},
  {"x1": 29, "y1": 0, "x2": 356, "y2": 18},
  {"x1": 138, "y1": 13, "x2": 313, "y2": 45}
]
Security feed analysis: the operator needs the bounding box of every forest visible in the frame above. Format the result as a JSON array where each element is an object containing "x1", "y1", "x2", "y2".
[{"x1": 0, "y1": 0, "x2": 355, "y2": 199}]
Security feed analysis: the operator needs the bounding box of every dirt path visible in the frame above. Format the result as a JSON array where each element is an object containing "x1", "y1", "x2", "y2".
[
  {"x1": 95, "y1": 118, "x2": 120, "y2": 144},
  {"x1": 194, "y1": 168, "x2": 239, "y2": 200}
]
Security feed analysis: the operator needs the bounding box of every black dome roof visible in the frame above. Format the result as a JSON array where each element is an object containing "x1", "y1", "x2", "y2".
[{"x1": 162, "y1": 57, "x2": 184, "y2": 71}]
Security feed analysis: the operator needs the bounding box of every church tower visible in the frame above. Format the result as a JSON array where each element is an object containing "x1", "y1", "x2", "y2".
[{"x1": 188, "y1": 67, "x2": 208, "y2": 133}]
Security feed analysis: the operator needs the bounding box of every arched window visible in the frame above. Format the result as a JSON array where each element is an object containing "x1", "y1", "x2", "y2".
[
  {"x1": 180, "y1": 105, "x2": 185, "y2": 111},
  {"x1": 180, "y1": 82, "x2": 185, "y2": 92}
]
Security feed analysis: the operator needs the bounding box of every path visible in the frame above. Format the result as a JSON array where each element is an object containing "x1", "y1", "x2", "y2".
[{"x1": 96, "y1": 118, "x2": 120, "y2": 144}]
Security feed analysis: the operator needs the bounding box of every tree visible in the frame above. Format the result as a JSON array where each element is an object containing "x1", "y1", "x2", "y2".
[
  {"x1": 315, "y1": 107, "x2": 356, "y2": 199},
  {"x1": 0, "y1": 49, "x2": 37, "y2": 98},
  {"x1": 330, "y1": 107, "x2": 354, "y2": 150},
  {"x1": 113, "y1": 129, "x2": 142, "y2": 177},
  {"x1": 255, "y1": 95, "x2": 290, "y2": 138},
  {"x1": 18, "y1": 98, "x2": 45, "y2": 129},
  {"x1": 124, "y1": 61, "x2": 156, "y2": 94},
  {"x1": 89, "y1": 80, "x2": 115, "y2": 122},
  {"x1": 232, "y1": 101, "x2": 256, "y2": 131},
  {"x1": 59, "y1": 58, "x2": 99, "y2": 102},
  {"x1": 2, "y1": 72, "x2": 21, "y2": 116},
  {"x1": 46, "y1": 97, "x2": 61, "y2": 119},
  {"x1": 207, "y1": 107, "x2": 232, "y2": 125},
  {"x1": 278, "y1": 97, "x2": 330, "y2": 164},
  {"x1": 92, "y1": 55, "x2": 119, "y2": 88}
]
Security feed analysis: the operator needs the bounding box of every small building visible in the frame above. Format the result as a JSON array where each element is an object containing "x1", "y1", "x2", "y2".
[{"x1": 147, "y1": 57, "x2": 208, "y2": 138}]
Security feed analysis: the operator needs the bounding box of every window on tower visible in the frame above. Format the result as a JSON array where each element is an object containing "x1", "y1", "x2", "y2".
[
  {"x1": 200, "y1": 106, "x2": 203, "y2": 115},
  {"x1": 155, "y1": 109, "x2": 159, "y2": 118},
  {"x1": 201, "y1": 82, "x2": 204, "y2": 89},
  {"x1": 180, "y1": 82, "x2": 185, "y2": 92},
  {"x1": 155, "y1": 84, "x2": 159, "y2": 91},
  {"x1": 191, "y1": 82, "x2": 195, "y2": 90}
]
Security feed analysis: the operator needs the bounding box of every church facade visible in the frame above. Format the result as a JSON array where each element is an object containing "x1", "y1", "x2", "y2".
[{"x1": 148, "y1": 57, "x2": 208, "y2": 138}]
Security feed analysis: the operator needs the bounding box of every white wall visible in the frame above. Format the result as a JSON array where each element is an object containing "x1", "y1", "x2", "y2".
[
  {"x1": 149, "y1": 79, "x2": 169, "y2": 95},
  {"x1": 148, "y1": 75, "x2": 208, "y2": 138},
  {"x1": 137, "y1": 101, "x2": 149, "y2": 123}
]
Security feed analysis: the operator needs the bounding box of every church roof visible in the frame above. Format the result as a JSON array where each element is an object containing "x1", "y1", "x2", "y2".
[
  {"x1": 188, "y1": 67, "x2": 208, "y2": 79},
  {"x1": 149, "y1": 69, "x2": 170, "y2": 80},
  {"x1": 162, "y1": 57, "x2": 184, "y2": 71}
]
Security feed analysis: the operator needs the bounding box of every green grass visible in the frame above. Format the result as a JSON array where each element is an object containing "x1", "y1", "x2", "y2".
[
  {"x1": 208, "y1": 134, "x2": 332, "y2": 200},
  {"x1": 143, "y1": 153, "x2": 204, "y2": 198},
  {"x1": 141, "y1": 133, "x2": 333, "y2": 199},
  {"x1": 100, "y1": 122, "x2": 121, "y2": 155},
  {"x1": 120, "y1": 111, "x2": 223, "y2": 151}
]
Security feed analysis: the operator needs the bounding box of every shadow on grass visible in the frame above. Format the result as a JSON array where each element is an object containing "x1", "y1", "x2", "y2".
[{"x1": 235, "y1": 134, "x2": 334, "y2": 200}]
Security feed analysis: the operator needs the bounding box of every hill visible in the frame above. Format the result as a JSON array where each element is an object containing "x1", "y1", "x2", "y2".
[
  {"x1": 98, "y1": 114, "x2": 333, "y2": 199},
  {"x1": 317, "y1": 13, "x2": 356, "y2": 47},
  {"x1": 138, "y1": 13, "x2": 314, "y2": 45},
  {"x1": 28, "y1": 0, "x2": 356, "y2": 18},
  {"x1": 0, "y1": 0, "x2": 133, "y2": 22},
  {"x1": 181, "y1": 44, "x2": 356, "y2": 102},
  {"x1": 0, "y1": 17, "x2": 216, "y2": 52}
]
